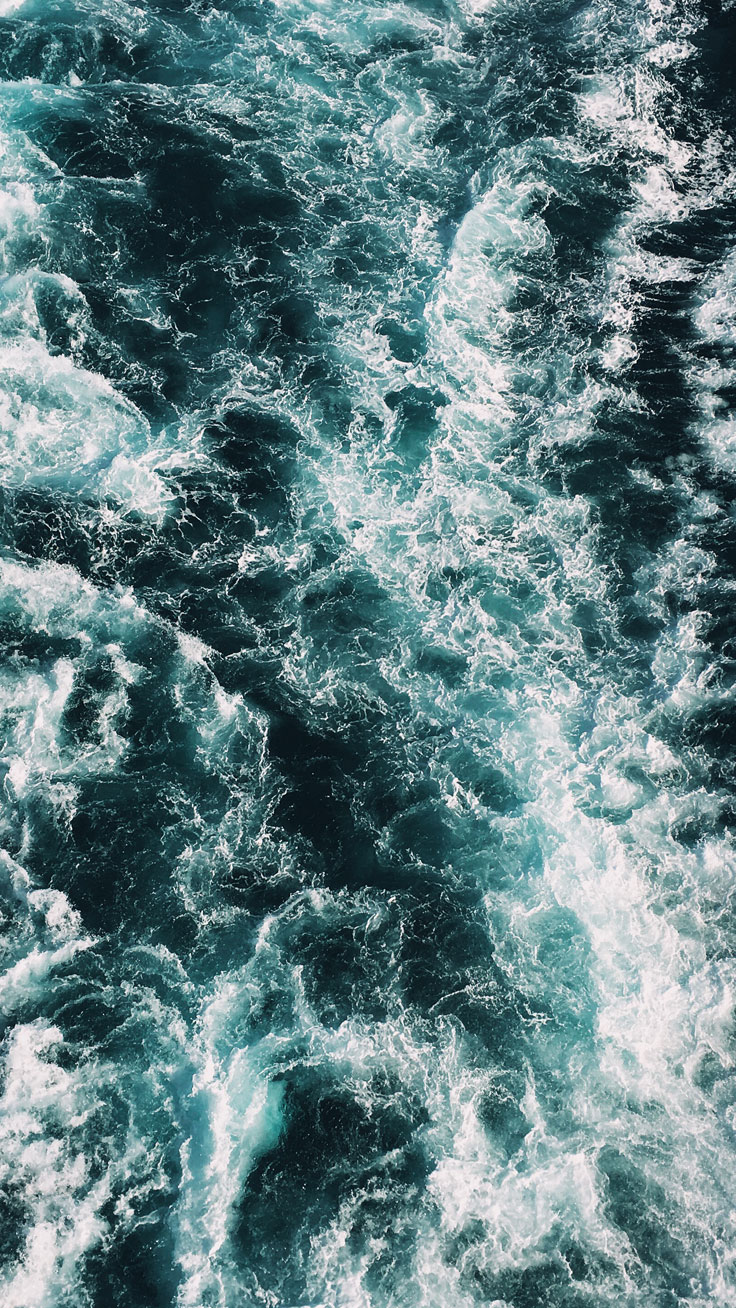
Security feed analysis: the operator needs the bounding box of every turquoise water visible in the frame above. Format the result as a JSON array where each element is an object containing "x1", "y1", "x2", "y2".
[{"x1": 1, "y1": 0, "x2": 736, "y2": 1304}]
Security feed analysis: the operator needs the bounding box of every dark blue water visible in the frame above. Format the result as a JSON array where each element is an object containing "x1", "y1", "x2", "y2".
[{"x1": 1, "y1": 0, "x2": 736, "y2": 1304}]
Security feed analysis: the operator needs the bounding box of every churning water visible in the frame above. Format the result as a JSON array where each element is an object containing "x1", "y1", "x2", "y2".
[{"x1": 1, "y1": 0, "x2": 736, "y2": 1305}]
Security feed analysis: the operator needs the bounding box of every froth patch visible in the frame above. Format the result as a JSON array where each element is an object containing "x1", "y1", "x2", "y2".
[
  {"x1": 0, "y1": 1023, "x2": 108, "y2": 1308},
  {"x1": 690, "y1": 251, "x2": 736, "y2": 476},
  {"x1": 0, "y1": 341, "x2": 174, "y2": 517},
  {"x1": 0, "y1": 183, "x2": 42, "y2": 269}
]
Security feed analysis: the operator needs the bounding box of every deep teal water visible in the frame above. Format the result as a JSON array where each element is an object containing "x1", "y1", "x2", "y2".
[{"x1": 1, "y1": 1, "x2": 736, "y2": 1305}]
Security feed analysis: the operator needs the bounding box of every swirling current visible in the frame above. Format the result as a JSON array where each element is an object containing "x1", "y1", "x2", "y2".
[{"x1": 1, "y1": 1, "x2": 736, "y2": 1305}]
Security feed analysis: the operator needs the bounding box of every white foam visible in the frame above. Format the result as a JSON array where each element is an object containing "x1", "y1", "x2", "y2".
[
  {"x1": 268, "y1": 1, "x2": 736, "y2": 1297},
  {"x1": 0, "y1": 1023, "x2": 109, "y2": 1308},
  {"x1": 689, "y1": 251, "x2": 736, "y2": 475},
  {"x1": 0, "y1": 182, "x2": 42, "y2": 272},
  {"x1": 173, "y1": 974, "x2": 287, "y2": 1308},
  {"x1": 0, "y1": 339, "x2": 177, "y2": 516},
  {"x1": 0, "y1": 132, "x2": 188, "y2": 518},
  {"x1": 0, "y1": 939, "x2": 94, "y2": 1012}
]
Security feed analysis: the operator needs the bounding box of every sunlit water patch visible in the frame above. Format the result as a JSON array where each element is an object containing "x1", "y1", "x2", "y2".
[{"x1": 1, "y1": 0, "x2": 736, "y2": 1305}]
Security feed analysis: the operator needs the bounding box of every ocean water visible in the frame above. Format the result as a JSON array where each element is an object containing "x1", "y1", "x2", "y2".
[{"x1": 1, "y1": 0, "x2": 736, "y2": 1305}]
